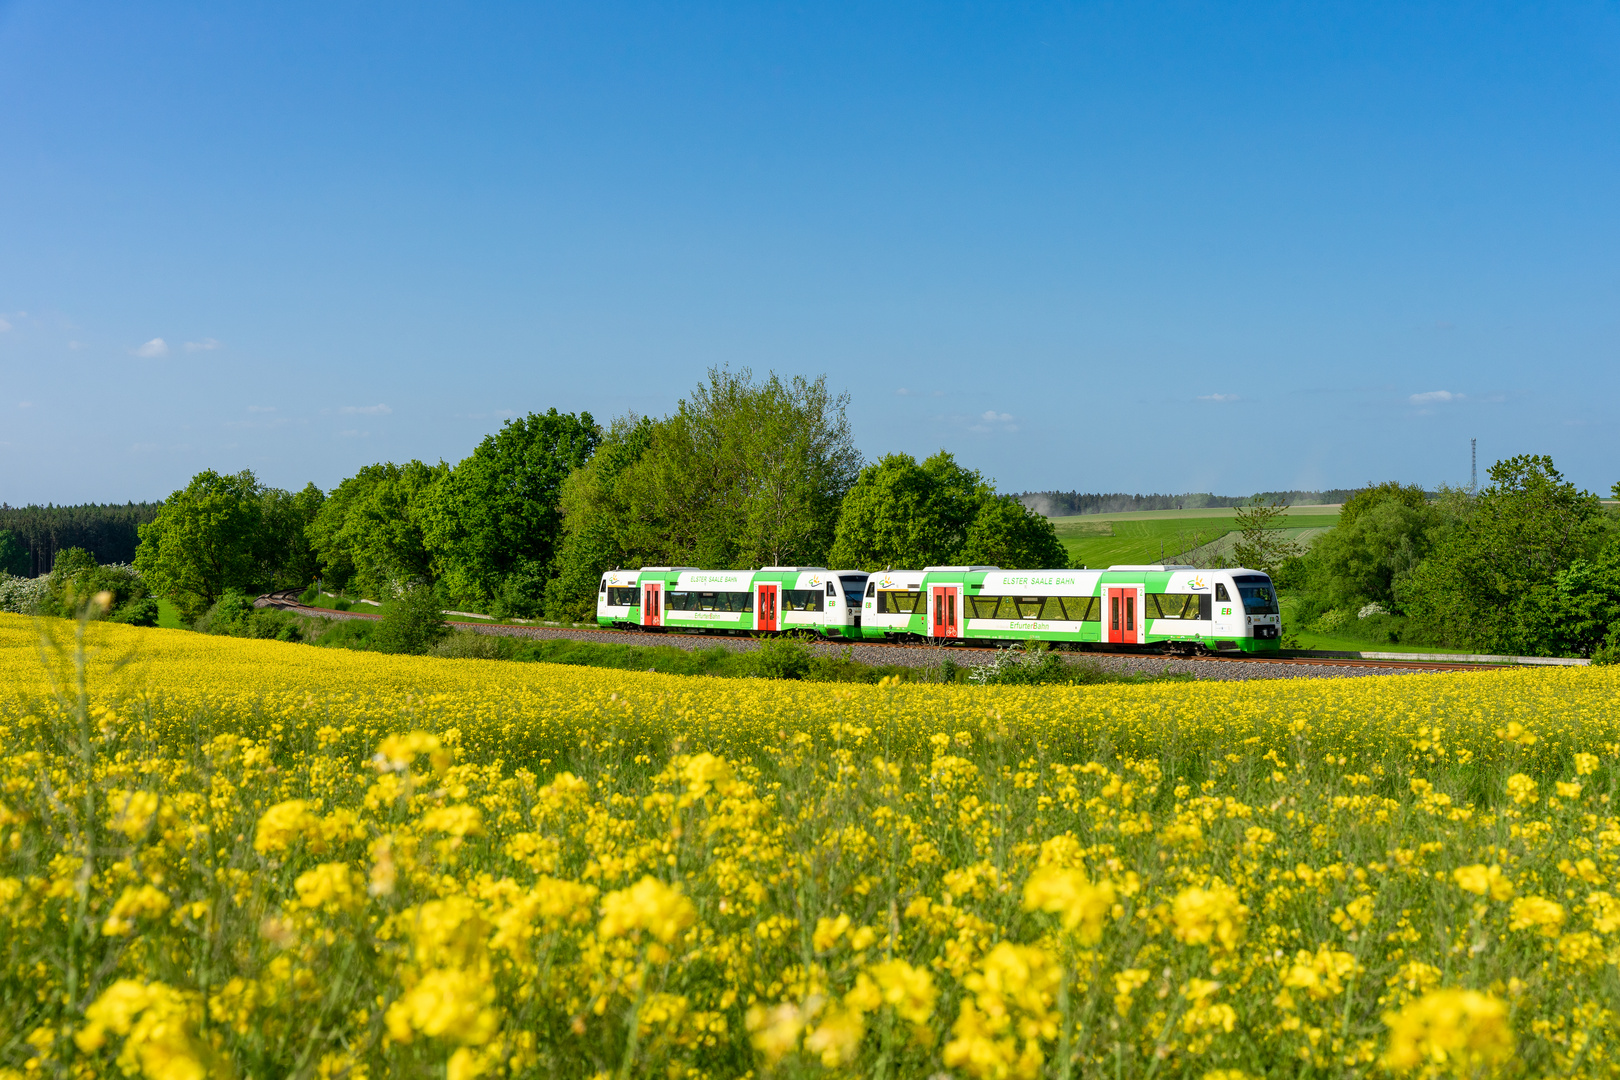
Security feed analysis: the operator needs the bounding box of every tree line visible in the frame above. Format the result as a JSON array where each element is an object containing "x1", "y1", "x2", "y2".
[
  {"x1": 1017, "y1": 488, "x2": 1362, "y2": 517},
  {"x1": 1271, "y1": 456, "x2": 1620, "y2": 659},
  {"x1": 126, "y1": 369, "x2": 1068, "y2": 622},
  {"x1": 0, "y1": 503, "x2": 160, "y2": 577}
]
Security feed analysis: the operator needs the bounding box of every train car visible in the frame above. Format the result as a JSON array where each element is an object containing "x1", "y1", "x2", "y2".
[
  {"x1": 596, "y1": 567, "x2": 870, "y2": 638},
  {"x1": 858, "y1": 564, "x2": 1281, "y2": 654},
  {"x1": 603, "y1": 562, "x2": 1280, "y2": 654}
]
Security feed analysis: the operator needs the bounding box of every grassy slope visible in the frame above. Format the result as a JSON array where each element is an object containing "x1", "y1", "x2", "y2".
[
  {"x1": 1052, "y1": 507, "x2": 1342, "y2": 567},
  {"x1": 156, "y1": 598, "x2": 185, "y2": 629}
]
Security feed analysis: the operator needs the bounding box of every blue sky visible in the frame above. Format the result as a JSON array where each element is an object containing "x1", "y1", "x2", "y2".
[{"x1": 2, "y1": 2, "x2": 1617, "y2": 504}]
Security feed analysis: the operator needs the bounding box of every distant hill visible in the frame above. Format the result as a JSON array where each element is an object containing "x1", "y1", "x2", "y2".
[{"x1": 1016, "y1": 490, "x2": 1361, "y2": 517}]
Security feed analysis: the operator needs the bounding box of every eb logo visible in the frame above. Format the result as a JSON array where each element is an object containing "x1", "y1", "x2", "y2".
[{"x1": 1221, "y1": 607, "x2": 1232, "y2": 615}]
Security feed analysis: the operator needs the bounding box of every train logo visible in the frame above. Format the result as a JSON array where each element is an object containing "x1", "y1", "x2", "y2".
[
  {"x1": 807, "y1": 575, "x2": 822, "y2": 587},
  {"x1": 877, "y1": 575, "x2": 895, "y2": 589},
  {"x1": 1189, "y1": 576, "x2": 1206, "y2": 590},
  {"x1": 607, "y1": 573, "x2": 622, "y2": 585}
]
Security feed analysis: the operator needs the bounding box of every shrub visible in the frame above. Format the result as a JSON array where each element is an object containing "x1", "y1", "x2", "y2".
[
  {"x1": 40, "y1": 550, "x2": 152, "y2": 619},
  {"x1": 194, "y1": 590, "x2": 257, "y2": 635},
  {"x1": 0, "y1": 575, "x2": 47, "y2": 615},
  {"x1": 194, "y1": 589, "x2": 306, "y2": 642},
  {"x1": 332, "y1": 597, "x2": 352, "y2": 611},
  {"x1": 106, "y1": 597, "x2": 159, "y2": 627},
  {"x1": 371, "y1": 584, "x2": 450, "y2": 655},
  {"x1": 746, "y1": 637, "x2": 813, "y2": 680},
  {"x1": 967, "y1": 640, "x2": 1069, "y2": 686},
  {"x1": 1312, "y1": 608, "x2": 1350, "y2": 634},
  {"x1": 299, "y1": 584, "x2": 320, "y2": 604},
  {"x1": 428, "y1": 630, "x2": 502, "y2": 660},
  {"x1": 314, "y1": 618, "x2": 378, "y2": 651}
]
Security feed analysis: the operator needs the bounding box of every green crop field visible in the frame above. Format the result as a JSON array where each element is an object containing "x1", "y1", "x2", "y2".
[{"x1": 1050, "y1": 505, "x2": 1343, "y2": 568}]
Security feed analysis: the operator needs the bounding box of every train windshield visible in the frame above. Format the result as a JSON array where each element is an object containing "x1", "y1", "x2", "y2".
[
  {"x1": 1237, "y1": 585, "x2": 1278, "y2": 615},
  {"x1": 839, "y1": 575, "x2": 868, "y2": 598}
]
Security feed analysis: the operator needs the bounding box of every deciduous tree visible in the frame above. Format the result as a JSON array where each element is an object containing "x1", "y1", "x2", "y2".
[
  {"x1": 828, "y1": 452, "x2": 990, "y2": 570},
  {"x1": 961, "y1": 495, "x2": 1068, "y2": 569},
  {"x1": 1399, "y1": 455, "x2": 1611, "y2": 653},
  {"x1": 418, "y1": 409, "x2": 598, "y2": 616},
  {"x1": 307, "y1": 462, "x2": 444, "y2": 599},
  {"x1": 135, "y1": 469, "x2": 264, "y2": 620}
]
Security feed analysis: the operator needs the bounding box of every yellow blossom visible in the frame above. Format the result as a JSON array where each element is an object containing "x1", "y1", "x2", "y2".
[
  {"x1": 598, "y1": 876, "x2": 696, "y2": 944},
  {"x1": 1382, "y1": 989, "x2": 1513, "y2": 1072}
]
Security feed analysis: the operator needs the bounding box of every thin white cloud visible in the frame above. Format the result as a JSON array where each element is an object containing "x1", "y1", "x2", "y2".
[
  {"x1": 1198, "y1": 393, "x2": 1239, "y2": 403},
  {"x1": 134, "y1": 338, "x2": 169, "y2": 358},
  {"x1": 184, "y1": 338, "x2": 222, "y2": 352},
  {"x1": 247, "y1": 405, "x2": 277, "y2": 413},
  {"x1": 968, "y1": 410, "x2": 1019, "y2": 434},
  {"x1": 340, "y1": 404, "x2": 392, "y2": 416},
  {"x1": 1410, "y1": 390, "x2": 1458, "y2": 404},
  {"x1": 0, "y1": 318, "x2": 10, "y2": 332},
  {"x1": 17, "y1": 401, "x2": 35, "y2": 409}
]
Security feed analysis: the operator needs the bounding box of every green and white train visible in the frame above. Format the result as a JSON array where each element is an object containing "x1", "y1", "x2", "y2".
[{"x1": 598, "y1": 563, "x2": 1282, "y2": 655}]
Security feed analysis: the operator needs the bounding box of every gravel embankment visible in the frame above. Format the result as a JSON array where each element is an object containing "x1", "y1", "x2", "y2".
[
  {"x1": 264, "y1": 599, "x2": 1437, "y2": 681},
  {"x1": 452, "y1": 623, "x2": 1430, "y2": 681}
]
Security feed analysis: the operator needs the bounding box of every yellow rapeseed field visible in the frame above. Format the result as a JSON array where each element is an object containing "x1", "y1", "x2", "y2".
[{"x1": 1, "y1": 612, "x2": 1618, "y2": 1078}]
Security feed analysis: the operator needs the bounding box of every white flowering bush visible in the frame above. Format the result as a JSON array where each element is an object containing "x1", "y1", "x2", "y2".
[{"x1": 0, "y1": 574, "x2": 48, "y2": 615}]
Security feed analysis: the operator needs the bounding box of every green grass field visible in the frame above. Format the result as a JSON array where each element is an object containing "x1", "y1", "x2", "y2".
[
  {"x1": 1051, "y1": 505, "x2": 1342, "y2": 567},
  {"x1": 155, "y1": 598, "x2": 185, "y2": 629}
]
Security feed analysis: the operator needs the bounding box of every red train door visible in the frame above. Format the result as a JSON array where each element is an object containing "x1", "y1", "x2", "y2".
[
  {"x1": 642, "y1": 583, "x2": 661, "y2": 627},
  {"x1": 1105, "y1": 587, "x2": 1138, "y2": 644},
  {"x1": 757, "y1": 584, "x2": 778, "y2": 632},
  {"x1": 930, "y1": 586, "x2": 959, "y2": 639}
]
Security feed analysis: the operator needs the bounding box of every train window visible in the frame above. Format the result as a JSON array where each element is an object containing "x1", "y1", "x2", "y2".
[
  {"x1": 826, "y1": 582, "x2": 837, "y2": 596},
  {"x1": 1215, "y1": 583, "x2": 1231, "y2": 602},
  {"x1": 606, "y1": 587, "x2": 639, "y2": 607},
  {"x1": 1015, "y1": 596, "x2": 1047, "y2": 619},
  {"x1": 1238, "y1": 585, "x2": 1278, "y2": 615},
  {"x1": 782, "y1": 589, "x2": 824, "y2": 612},
  {"x1": 1147, "y1": 593, "x2": 1199, "y2": 619},
  {"x1": 877, "y1": 589, "x2": 921, "y2": 614},
  {"x1": 599, "y1": 580, "x2": 608, "y2": 594},
  {"x1": 865, "y1": 581, "x2": 876, "y2": 598},
  {"x1": 1060, "y1": 596, "x2": 1099, "y2": 622}
]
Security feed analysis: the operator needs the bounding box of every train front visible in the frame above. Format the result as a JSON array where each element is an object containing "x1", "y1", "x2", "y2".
[{"x1": 1211, "y1": 571, "x2": 1282, "y2": 652}]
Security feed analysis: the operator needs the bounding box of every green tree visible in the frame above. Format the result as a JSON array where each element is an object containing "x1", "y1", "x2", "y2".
[
  {"x1": 307, "y1": 462, "x2": 445, "y2": 598},
  {"x1": 961, "y1": 495, "x2": 1068, "y2": 569},
  {"x1": 1399, "y1": 455, "x2": 1610, "y2": 653},
  {"x1": 633, "y1": 368, "x2": 861, "y2": 569},
  {"x1": 0, "y1": 530, "x2": 28, "y2": 577},
  {"x1": 1231, "y1": 495, "x2": 1302, "y2": 574},
  {"x1": 545, "y1": 370, "x2": 861, "y2": 616},
  {"x1": 258, "y1": 482, "x2": 325, "y2": 589},
  {"x1": 1302, "y1": 482, "x2": 1441, "y2": 611},
  {"x1": 135, "y1": 470, "x2": 265, "y2": 620},
  {"x1": 419, "y1": 409, "x2": 599, "y2": 617},
  {"x1": 371, "y1": 584, "x2": 451, "y2": 655},
  {"x1": 544, "y1": 416, "x2": 658, "y2": 620},
  {"x1": 828, "y1": 451, "x2": 991, "y2": 570}
]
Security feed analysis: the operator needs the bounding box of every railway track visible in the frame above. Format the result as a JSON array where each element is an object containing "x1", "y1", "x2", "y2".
[{"x1": 259, "y1": 590, "x2": 1494, "y2": 673}]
